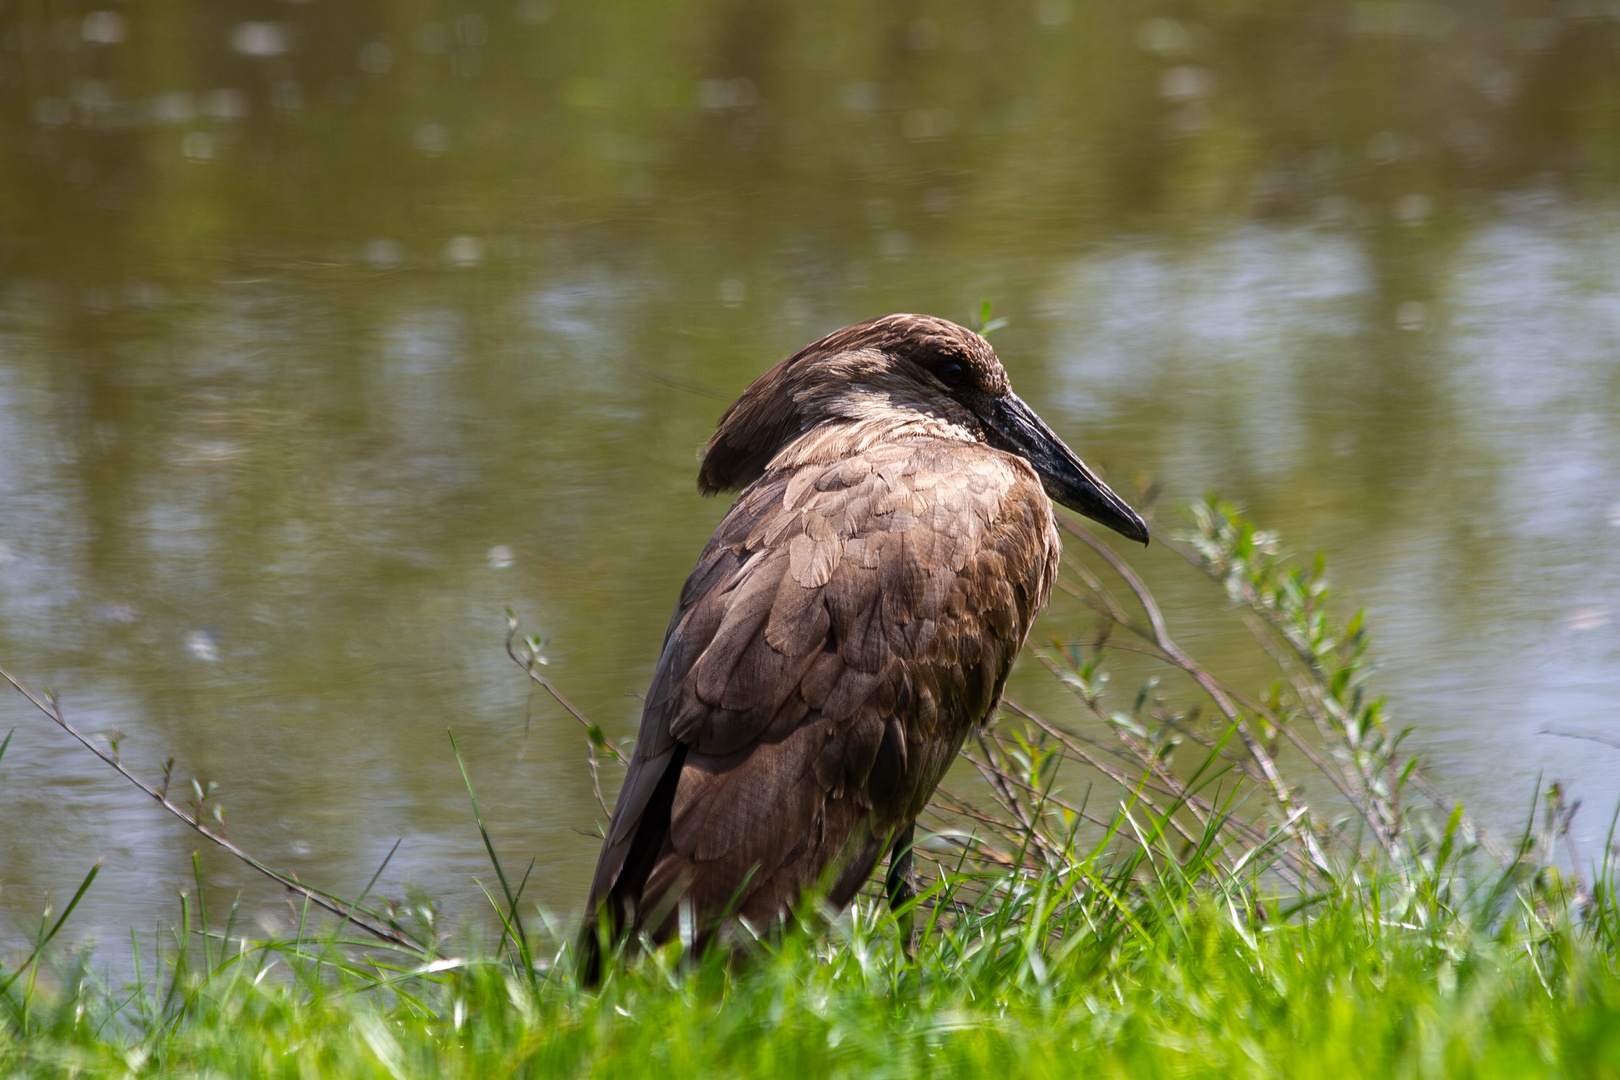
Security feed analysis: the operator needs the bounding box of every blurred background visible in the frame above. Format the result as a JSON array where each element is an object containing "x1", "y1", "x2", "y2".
[{"x1": 1, "y1": 0, "x2": 1618, "y2": 949}]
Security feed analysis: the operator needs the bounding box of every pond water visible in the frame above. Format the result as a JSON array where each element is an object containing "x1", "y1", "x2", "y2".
[{"x1": 1, "y1": 1, "x2": 1618, "y2": 948}]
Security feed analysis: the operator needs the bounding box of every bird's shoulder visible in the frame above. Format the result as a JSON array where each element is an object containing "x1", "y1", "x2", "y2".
[
  {"x1": 728, "y1": 435, "x2": 1053, "y2": 556},
  {"x1": 632, "y1": 437, "x2": 1056, "y2": 756}
]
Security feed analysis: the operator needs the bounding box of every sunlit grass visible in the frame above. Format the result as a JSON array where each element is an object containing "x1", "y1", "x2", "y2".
[{"x1": 4, "y1": 834, "x2": 1618, "y2": 1078}]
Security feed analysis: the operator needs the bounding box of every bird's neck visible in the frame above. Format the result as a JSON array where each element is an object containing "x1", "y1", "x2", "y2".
[{"x1": 768, "y1": 409, "x2": 980, "y2": 474}]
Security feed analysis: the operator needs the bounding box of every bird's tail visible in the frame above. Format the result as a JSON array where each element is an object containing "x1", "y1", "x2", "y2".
[{"x1": 576, "y1": 915, "x2": 606, "y2": 988}]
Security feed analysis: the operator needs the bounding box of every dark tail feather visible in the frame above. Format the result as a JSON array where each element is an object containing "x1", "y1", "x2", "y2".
[
  {"x1": 577, "y1": 915, "x2": 606, "y2": 988},
  {"x1": 577, "y1": 743, "x2": 688, "y2": 987}
]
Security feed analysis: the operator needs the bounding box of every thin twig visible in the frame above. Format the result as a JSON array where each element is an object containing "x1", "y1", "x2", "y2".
[
  {"x1": 505, "y1": 613, "x2": 624, "y2": 764},
  {"x1": 1541, "y1": 728, "x2": 1620, "y2": 751},
  {"x1": 0, "y1": 664, "x2": 418, "y2": 950},
  {"x1": 1063, "y1": 520, "x2": 1333, "y2": 874},
  {"x1": 586, "y1": 740, "x2": 611, "y2": 817}
]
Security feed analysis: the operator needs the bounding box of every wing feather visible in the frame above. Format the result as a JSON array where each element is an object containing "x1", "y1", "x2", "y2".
[{"x1": 585, "y1": 435, "x2": 1060, "y2": 941}]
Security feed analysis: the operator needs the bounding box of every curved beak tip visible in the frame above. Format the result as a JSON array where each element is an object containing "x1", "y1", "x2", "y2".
[
  {"x1": 1042, "y1": 469, "x2": 1151, "y2": 547},
  {"x1": 1090, "y1": 503, "x2": 1150, "y2": 547}
]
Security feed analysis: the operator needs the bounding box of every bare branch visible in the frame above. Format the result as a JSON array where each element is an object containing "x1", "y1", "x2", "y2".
[
  {"x1": 0, "y1": 663, "x2": 419, "y2": 951},
  {"x1": 506, "y1": 612, "x2": 624, "y2": 764}
]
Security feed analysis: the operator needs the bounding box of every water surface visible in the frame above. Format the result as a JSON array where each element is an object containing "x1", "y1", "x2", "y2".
[{"x1": 1, "y1": 0, "x2": 1618, "y2": 946}]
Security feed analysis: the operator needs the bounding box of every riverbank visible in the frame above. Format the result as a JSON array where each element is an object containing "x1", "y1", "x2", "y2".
[{"x1": 4, "y1": 502, "x2": 1616, "y2": 1077}]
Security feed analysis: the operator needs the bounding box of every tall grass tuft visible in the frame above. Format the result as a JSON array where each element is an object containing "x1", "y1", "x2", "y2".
[{"x1": 3, "y1": 498, "x2": 1618, "y2": 1077}]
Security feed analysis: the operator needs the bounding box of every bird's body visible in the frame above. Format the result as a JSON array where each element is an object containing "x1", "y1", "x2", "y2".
[{"x1": 581, "y1": 315, "x2": 1145, "y2": 978}]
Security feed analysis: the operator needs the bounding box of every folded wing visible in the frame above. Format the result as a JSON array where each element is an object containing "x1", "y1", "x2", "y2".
[{"x1": 584, "y1": 436, "x2": 1058, "y2": 943}]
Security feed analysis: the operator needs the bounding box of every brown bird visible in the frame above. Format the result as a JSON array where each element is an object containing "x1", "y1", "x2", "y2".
[{"x1": 580, "y1": 314, "x2": 1146, "y2": 981}]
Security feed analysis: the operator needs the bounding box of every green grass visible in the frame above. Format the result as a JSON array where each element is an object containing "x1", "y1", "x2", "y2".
[
  {"x1": 4, "y1": 499, "x2": 1619, "y2": 1078},
  {"x1": 4, "y1": 845, "x2": 1618, "y2": 1077}
]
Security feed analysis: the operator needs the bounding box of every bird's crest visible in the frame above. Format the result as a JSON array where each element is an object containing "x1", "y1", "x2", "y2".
[{"x1": 698, "y1": 314, "x2": 1001, "y2": 495}]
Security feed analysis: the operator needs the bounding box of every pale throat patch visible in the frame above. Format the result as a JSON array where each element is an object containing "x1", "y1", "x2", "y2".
[{"x1": 771, "y1": 406, "x2": 982, "y2": 474}]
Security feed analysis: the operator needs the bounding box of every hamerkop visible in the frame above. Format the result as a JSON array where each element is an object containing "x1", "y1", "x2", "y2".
[{"x1": 580, "y1": 313, "x2": 1146, "y2": 981}]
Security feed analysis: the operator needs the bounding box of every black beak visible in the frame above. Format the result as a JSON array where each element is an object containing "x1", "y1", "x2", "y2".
[{"x1": 980, "y1": 393, "x2": 1149, "y2": 545}]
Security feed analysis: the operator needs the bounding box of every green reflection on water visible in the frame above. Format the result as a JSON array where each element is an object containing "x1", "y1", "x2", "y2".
[{"x1": 1, "y1": 0, "x2": 1618, "y2": 944}]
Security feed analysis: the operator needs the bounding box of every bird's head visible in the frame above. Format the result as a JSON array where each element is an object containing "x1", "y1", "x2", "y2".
[{"x1": 698, "y1": 314, "x2": 1149, "y2": 546}]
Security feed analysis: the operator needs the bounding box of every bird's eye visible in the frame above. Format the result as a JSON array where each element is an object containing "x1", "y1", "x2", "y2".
[{"x1": 937, "y1": 362, "x2": 966, "y2": 387}]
